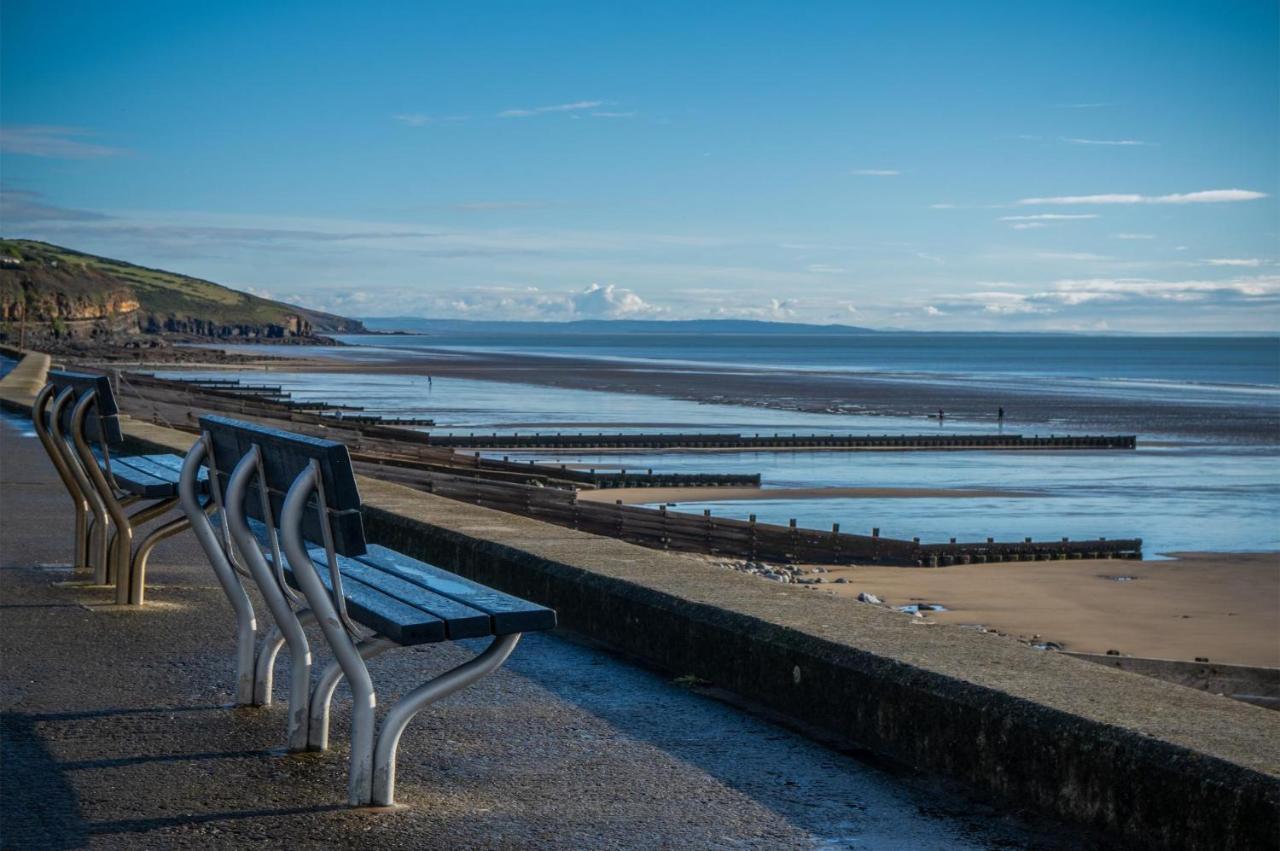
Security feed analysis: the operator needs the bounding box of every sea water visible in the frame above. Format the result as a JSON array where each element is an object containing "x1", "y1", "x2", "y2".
[{"x1": 160, "y1": 332, "x2": 1280, "y2": 554}]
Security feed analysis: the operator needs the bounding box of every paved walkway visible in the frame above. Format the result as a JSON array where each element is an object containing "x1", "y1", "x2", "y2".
[{"x1": 0, "y1": 412, "x2": 1078, "y2": 849}]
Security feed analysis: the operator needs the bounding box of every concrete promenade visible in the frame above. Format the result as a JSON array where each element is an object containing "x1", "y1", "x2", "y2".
[{"x1": 0, "y1": 412, "x2": 1072, "y2": 849}]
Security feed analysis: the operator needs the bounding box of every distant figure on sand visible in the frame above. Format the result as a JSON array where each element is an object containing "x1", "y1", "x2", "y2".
[{"x1": 937, "y1": 408, "x2": 945, "y2": 424}]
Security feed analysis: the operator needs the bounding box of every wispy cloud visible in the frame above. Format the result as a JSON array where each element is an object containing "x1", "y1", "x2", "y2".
[
  {"x1": 0, "y1": 125, "x2": 127, "y2": 158},
  {"x1": 1203, "y1": 258, "x2": 1262, "y2": 267},
  {"x1": 929, "y1": 203, "x2": 957, "y2": 209},
  {"x1": 0, "y1": 188, "x2": 110, "y2": 222},
  {"x1": 1111, "y1": 233, "x2": 1155, "y2": 240},
  {"x1": 806, "y1": 263, "x2": 846, "y2": 274},
  {"x1": 499, "y1": 100, "x2": 605, "y2": 118},
  {"x1": 1061, "y1": 137, "x2": 1153, "y2": 146},
  {"x1": 591, "y1": 111, "x2": 636, "y2": 119},
  {"x1": 927, "y1": 275, "x2": 1280, "y2": 317},
  {"x1": 851, "y1": 168, "x2": 900, "y2": 176},
  {"x1": 1017, "y1": 189, "x2": 1268, "y2": 205}
]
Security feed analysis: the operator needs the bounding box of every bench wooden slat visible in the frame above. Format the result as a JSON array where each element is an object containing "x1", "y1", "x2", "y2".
[
  {"x1": 48, "y1": 370, "x2": 123, "y2": 446},
  {"x1": 115, "y1": 454, "x2": 208, "y2": 490},
  {"x1": 281, "y1": 559, "x2": 446, "y2": 645},
  {"x1": 304, "y1": 546, "x2": 492, "y2": 640},
  {"x1": 358, "y1": 545, "x2": 557, "y2": 635},
  {"x1": 200, "y1": 415, "x2": 366, "y2": 556}
]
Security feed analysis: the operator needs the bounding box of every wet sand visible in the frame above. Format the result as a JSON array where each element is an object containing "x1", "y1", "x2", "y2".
[
  {"x1": 813, "y1": 552, "x2": 1279, "y2": 667},
  {"x1": 581, "y1": 485, "x2": 1040, "y2": 504},
  {"x1": 225, "y1": 344, "x2": 1280, "y2": 443}
]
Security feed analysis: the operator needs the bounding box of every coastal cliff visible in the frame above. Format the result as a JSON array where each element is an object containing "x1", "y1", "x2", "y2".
[{"x1": 0, "y1": 239, "x2": 363, "y2": 344}]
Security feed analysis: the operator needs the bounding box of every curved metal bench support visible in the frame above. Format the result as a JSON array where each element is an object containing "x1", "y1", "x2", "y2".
[
  {"x1": 70, "y1": 391, "x2": 134, "y2": 604},
  {"x1": 32, "y1": 384, "x2": 91, "y2": 572},
  {"x1": 50, "y1": 388, "x2": 110, "y2": 584},
  {"x1": 281, "y1": 462, "x2": 378, "y2": 805},
  {"x1": 309, "y1": 637, "x2": 396, "y2": 752},
  {"x1": 253, "y1": 609, "x2": 315, "y2": 706},
  {"x1": 371, "y1": 632, "x2": 521, "y2": 807},
  {"x1": 128, "y1": 509, "x2": 191, "y2": 606},
  {"x1": 180, "y1": 437, "x2": 258, "y2": 706},
  {"x1": 226, "y1": 446, "x2": 313, "y2": 750}
]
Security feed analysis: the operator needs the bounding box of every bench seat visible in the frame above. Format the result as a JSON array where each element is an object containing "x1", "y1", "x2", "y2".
[
  {"x1": 223, "y1": 517, "x2": 554, "y2": 646},
  {"x1": 95, "y1": 450, "x2": 209, "y2": 498}
]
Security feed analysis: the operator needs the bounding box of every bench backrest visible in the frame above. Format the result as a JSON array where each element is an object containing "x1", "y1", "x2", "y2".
[
  {"x1": 47, "y1": 370, "x2": 123, "y2": 446},
  {"x1": 199, "y1": 414, "x2": 367, "y2": 556}
]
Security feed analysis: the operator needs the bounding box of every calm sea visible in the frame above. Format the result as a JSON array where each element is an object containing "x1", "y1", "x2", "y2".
[
  {"x1": 155, "y1": 330, "x2": 1280, "y2": 554},
  {"x1": 336, "y1": 332, "x2": 1280, "y2": 393}
]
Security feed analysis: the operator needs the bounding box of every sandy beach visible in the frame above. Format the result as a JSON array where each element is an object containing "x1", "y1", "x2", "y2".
[
  {"x1": 218, "y1": 342, "x2": 1280, "y2": 443},
  {"x1": 807, "y1": 551, "x2": 1279, "y2": 667}
]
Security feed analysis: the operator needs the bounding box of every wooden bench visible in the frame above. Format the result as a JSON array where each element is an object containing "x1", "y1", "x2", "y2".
[
  {"x1": 178, "y1": 414, "x2": 555, "y2": 807},
  {"x1": 32, "y1": 370, "x2": 206, "y2": 604}
]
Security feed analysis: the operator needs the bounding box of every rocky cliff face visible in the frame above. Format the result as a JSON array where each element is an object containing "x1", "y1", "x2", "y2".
[{"x1": 0, "y1": 240, "x2": 363, "y2": 344}]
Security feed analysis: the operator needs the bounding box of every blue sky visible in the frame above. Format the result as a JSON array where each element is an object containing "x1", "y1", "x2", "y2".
[{"x1": 2, "y1": 0, "x2": 1277, "y2": 331}]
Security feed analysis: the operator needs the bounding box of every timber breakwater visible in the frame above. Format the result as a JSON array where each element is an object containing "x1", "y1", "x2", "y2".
[
  {"x1": 109, "y1": 370, "x2": 1143, "y2": 566},
  {"x1": 426, "y1": 431, "x2": 1137, "y2": 451}
]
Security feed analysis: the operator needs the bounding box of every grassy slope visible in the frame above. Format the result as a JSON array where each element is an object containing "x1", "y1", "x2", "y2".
[{"x1": 0, "y1": 239, "x2": 361, "y2": 332}]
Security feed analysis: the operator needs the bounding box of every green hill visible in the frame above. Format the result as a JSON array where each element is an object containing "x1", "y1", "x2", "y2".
[{"x1": 0, "y1": 239, "x2": 363, "y2": 341}]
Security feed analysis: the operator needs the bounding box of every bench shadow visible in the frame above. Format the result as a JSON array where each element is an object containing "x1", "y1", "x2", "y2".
[
  {"x1": 87, "y1": 805, "x2": 347, "y2": 837},
  {"x1": 0, "y1": 712, "x2": 89, "y2": 850}
]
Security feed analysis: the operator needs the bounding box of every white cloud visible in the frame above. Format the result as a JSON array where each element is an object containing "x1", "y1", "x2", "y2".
[
  {"x1": 1203, "y1": 258, "x2": 1262, "y2": 267},
  {"x1": 1045, "y1": 276, "x2": 1280, "y2": 304},
  {"x1": 851, "y1": 169, "x2": 900, "y2": 176},
  {"x1": 929, "y1": 203, "x2": 957, "y2": 209},
  {"x1": 923, "y1": 305, "x2": 946, "y2": 316},
  {"x1": 1011, "y1": 222, "x2": 1048, "y2": 230},
  {"x1": 570, "y1": 283, "x2": 661, "y2": 317},
  {"x1": 0, "y1": 125, "x2": 127, "y2": 158},
  {"x1": 806, "y1": 263, "x2": 846, "y2": 273},
  {"x1": 591, "y1": 111, "x2": 636, "y2": 119},
  {"x1": 499, "y1": 100, "x2": 605, "y2": 118},
  {"x1": 1061, "y1": 137, "x2": 1153, "y2": 146},
  {"x1": 1111, "y1": 233, "x2": 1155, "y2": 240},
  {"x1": 1017, "y1": 189, "x2": 1268, "y2": 205}
]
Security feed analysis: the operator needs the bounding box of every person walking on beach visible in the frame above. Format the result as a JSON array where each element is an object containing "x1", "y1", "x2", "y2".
[
  {"x1": 937, "y1": 408, "x2": 945, "y2": 425},
  {"x1": 997, "y1": 406, "x2": 1004, "y2": 429}
]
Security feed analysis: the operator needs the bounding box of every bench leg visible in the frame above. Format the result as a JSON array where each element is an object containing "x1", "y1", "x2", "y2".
[
  {"x1": 371, "y1": 633, "x2": 522, "y2": 807},
  {"x1": 254, "y1": 609, "x2": 315, "y2": 708},
  {"x1": 180, "y1": 442, "x2": 258, "y2": 707},
  {"x1": 226, "y1": 452, "x2": 313, "y2": 752},
  {"x1": 129, "y1": 511, "x2": 191, "y2": 606},
  {"x1": 32, "y1": 384, "x2": 91, "y2": 573},
  {"x1": 308, "y1": 638, "x2": 396, "y2": 752},
  {"x1": 47, "y1": 389, "x2": 110, "y2": 583}
]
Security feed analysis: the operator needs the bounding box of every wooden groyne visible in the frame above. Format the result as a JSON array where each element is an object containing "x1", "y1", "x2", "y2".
[
  {"x1": 113, "y1": 369, "x2": 1140, "y2": 564},
  {"x1": 366, "y1": 465, "x2": 1142, "y2": 566},
  {"x1": 427, "y1": 431, "x2": 1138, "y2": 451}
]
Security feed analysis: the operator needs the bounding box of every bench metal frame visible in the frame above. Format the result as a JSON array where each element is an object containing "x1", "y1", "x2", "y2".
[
  {"x1": 32, "y1": 376, "x2": 194, "y2": 604},
  {"x1": 180, "y1": 423, "x2": 534, "y2": 807}
]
